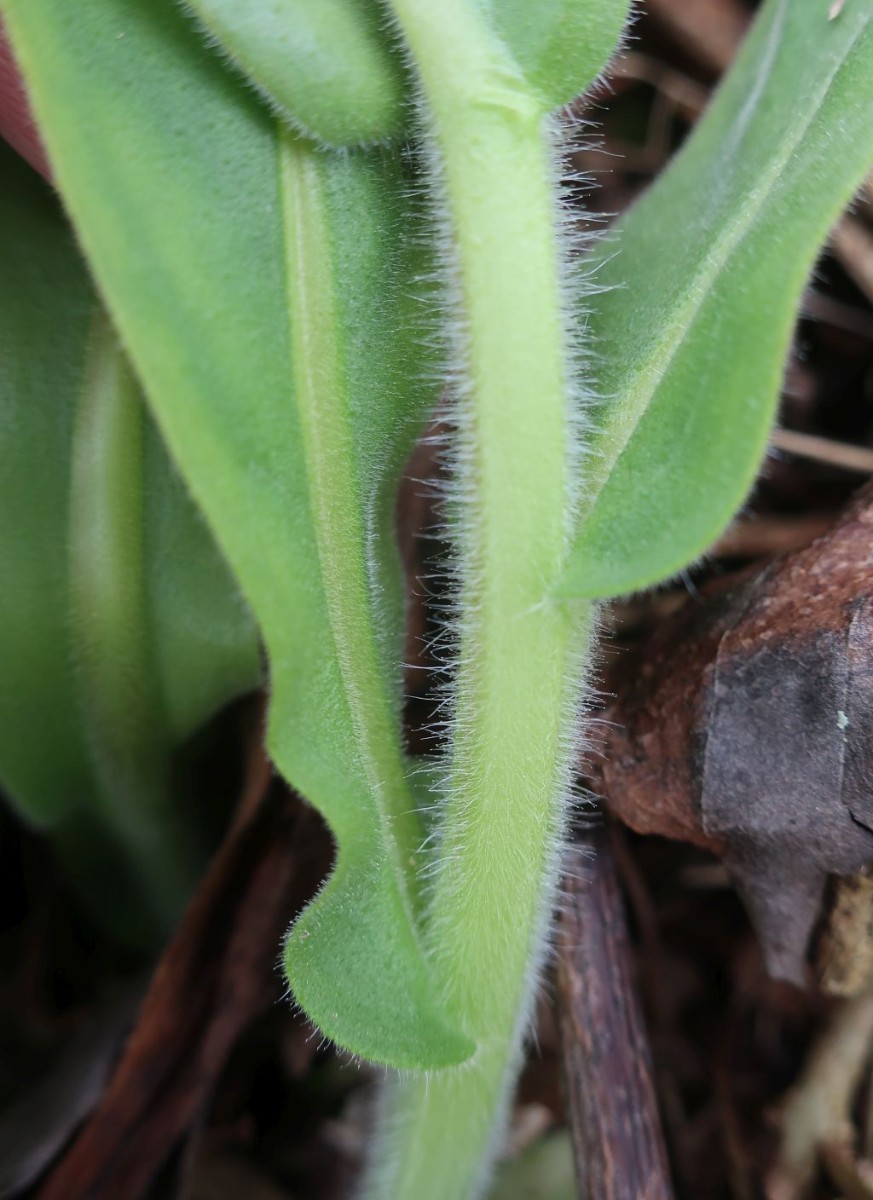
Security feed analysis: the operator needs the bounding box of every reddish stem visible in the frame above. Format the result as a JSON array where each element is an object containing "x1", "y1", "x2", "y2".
[{"x1": 0, "y1": 20, "x2": 51, "y2": 179}]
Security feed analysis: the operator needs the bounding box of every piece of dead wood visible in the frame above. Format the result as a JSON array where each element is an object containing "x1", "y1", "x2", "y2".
[
  {"x1": 644, "y1": 0, "x2": 749, "y2": 75},
  {"x1": 766, "y1": 994, "x2": 873, "y2": 1200},
  {"x1": 802, "y1": 287, "x2": 873, "y2": 339},
  {"x1": 556, "y1": 831, "x2": 674, "y2": 1200},
  {"x1": 832, "y1": 215, "x2": 873, "y2": 307},
  {"x1": 712, "y1": 513, "x2": 834, "y2": 561},
  {"x1": 820, "y1": 1138, "x2": 873, "y2": 1200},
  {"x1": 36, "y1": 741, "x2": 330, "y2": 1200},
  {"x1": 817, "y1": 873, "x2": 873, "y2": 997},
  {"x1": 771, "y1": 428, "x2": 873, "y2": 475},
  {"x1": 593, "y1": 481, "x2": 873, "y2": 985},
  {"x1": 612, "y1": 52, "x2": 708, "y2": 122}
]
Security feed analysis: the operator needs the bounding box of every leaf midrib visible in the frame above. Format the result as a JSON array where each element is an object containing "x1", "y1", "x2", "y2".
[{"x1": 278, "y1": 132, "x2": 423, "y2": 922}]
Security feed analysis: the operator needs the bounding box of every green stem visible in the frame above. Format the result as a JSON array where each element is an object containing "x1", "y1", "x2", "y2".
[
  {"x1": 70, "y1": 312, "x2": 204, "y2": 937},
  {"x1": 367, "y1": 3, "x2": 591, "y2": 1195}
]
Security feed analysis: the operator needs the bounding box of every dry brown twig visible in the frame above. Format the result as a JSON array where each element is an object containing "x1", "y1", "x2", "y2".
[
  {"x1": 832, "y1": 215, "x2": 873, "y2": 306},
  {"x1": 556, "y1": 831, "x2": 674, "y2": 1200},
  {"x1": 644, "y1": 0, "x2": 749, "y2": 74},
  {"x1": 36, "y1": 713, "x2": 330, "y2": 1200},
  {"x1": 766, "y1": 995, "x2": 873, "y2": 1200}
]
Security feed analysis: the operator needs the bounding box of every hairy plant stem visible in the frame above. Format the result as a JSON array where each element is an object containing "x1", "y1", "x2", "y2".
[
  {"x1": 367, "y1": 3, "x2": 591, "y2": 1195},
  {"x1": 70, "y1": 313, "x2": 204, "y2": 937}
]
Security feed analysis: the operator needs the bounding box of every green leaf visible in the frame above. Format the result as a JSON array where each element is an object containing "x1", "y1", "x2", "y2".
[
  {"x1": 487, "y1": 1134, "x2": 576, "y2": 1200},
  {"x1": 2, "y1": 0, "x2": 471, "y2": 1068},
  {"x1": 68, "y1": 312, "x2": 264, "y2": 933},
  {"x1": 0, "y1": 142, "x2": 96, "y2": 830},
  {"x1": 145, "y1": 415, "x2": 264, "y2": 747},
  {"x1": 184, "y1": 0, "x2": 409, "y2": 145},
  {"x1": 185, "y1": 0, "x2": 630, "y2": 138},
  {"x1": 0, "y1": 141, "x2": 262, "y2": 942},
  {"x1": 482, "y1": 0, "x2": 630, "y2": 109},
  {"x1": 562, "y1": 0, "x2": 873, "y2": 599}
]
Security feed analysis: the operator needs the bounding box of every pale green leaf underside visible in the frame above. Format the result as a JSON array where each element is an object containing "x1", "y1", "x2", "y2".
[
  {"x1": 2, "y1": 0, "x2": 470, "y2": 1067},
  {"x1": 184, "y1": 0, "x2": 408, "y2": 146},
  {"x1": 563, "y1": 0, "x2": 873, "y2": 598},
  {"x1": 0, "y1": 142, "x2": 261, "y2": 941}
]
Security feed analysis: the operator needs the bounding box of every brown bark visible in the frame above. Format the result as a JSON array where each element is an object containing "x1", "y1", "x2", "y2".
[
  {"x1": 556, "y1": 830, "x2": 674, "y2": 1200},
  {"x1": 593, "y1": 482, "x2": 873, "y2": 984}
]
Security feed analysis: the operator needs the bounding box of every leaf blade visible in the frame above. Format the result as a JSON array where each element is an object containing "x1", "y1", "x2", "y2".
[
  {"x1": 183, "y1": 0, "x2": 408, "y2": 145},
  {"x1": 0, "y1": 142, "x2": 262, "y2": 941},
  {"x1": 562, "y1": 0, "x2": 873, "y2": 599},
  {"x1": 0, "y1": 142, "x2": 95, "y2": 828},
  {"x1": 484, "y1": 0, "x2": 630, "y2": 109},
  {"x1": 2, "y1": 0, "x2": 471, "y2": 1066}
]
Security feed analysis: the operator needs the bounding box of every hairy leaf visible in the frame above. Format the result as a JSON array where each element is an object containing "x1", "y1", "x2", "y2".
[
  {"x1": 482, "y1": 0, "x2": 629, "y2": 108},
  {"x1": 0, "y1": 142, "x2": 261, "y2": 941},
  {"x1": 562, "y1": 0, "x2": 873, "y2": 598},
  {"x1": 2, "y1": 0, "x2": 470, "y2": 1067},
  {"x1": 0, "y1": 143, "x2": 94, "y2": 831},
  {"x1": 184, "y1": 0, "x2": 408, "y2": 146}
]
